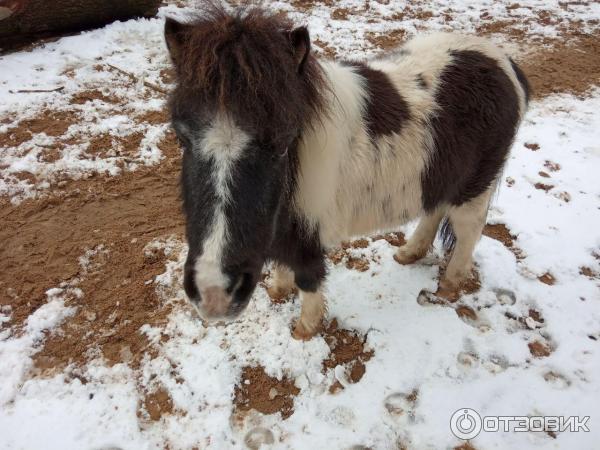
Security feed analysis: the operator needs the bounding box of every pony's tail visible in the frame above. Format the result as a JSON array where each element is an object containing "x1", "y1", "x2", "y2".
[{"x1": 439, "y1": 217, "x2": 456, "y2": 252}]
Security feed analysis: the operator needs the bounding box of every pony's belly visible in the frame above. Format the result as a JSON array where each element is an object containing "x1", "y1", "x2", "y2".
[
  {"x1": 348, "y1": 201, "x2": 420, "y2": 236},
  {"x1": 319, "y1": 194, "x2": 422, "y2": 246}
]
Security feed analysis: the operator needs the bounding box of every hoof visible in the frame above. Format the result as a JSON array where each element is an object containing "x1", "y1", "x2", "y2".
[
  {"x1": 266, "y1": 285, "x2": 297, "y2": 303},
  {"x1": 393, "y1": 248, "x2": 424, "y2": 265},
  {"x1": 292, "y1": 321, "x2": 319, "y2": 341},
  {"x1": 435, "y1": 278, "x2": 461, "y2": 302}
]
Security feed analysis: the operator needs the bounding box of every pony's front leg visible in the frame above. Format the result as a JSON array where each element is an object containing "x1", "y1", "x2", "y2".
[
  {"x1": 292, "y1": 260, "x2": 327, "y2": 340},
  {"x1": 293, "y1": 289, "x2": 327, "y2": 340},
  {"x1": 266, "y1": 264, "x2": 297, "y2": 301}
]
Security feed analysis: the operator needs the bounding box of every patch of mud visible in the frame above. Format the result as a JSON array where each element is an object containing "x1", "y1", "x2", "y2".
[
  {"x1": 544, "y1": 160, "x2": 561, "y2": 172},
  {"x1": 524, "y1": 142, "x2": 540, "y2": 151},
  {"x1": 136, "y1": 108, "x2": 170, "y2": 125},
  {"x1": 289, "y1": 0, "x2": 335, "y2": 11},
  {"x1": 483, "y1": 223, "x2": 523, "y2": 259},
  {"x1": 313, "y1": 38, "x2": 337, "y2": 58},
  {"x1": 372, "y1": 231, "x2": 406, "y2": 247},
  {"x1": 580, "y1": 266, "x2": 599, "y2": 279},
  {"x1": 345, "y1": 256, "x2": 370, "y2": 272},
  {"x1": 528, "y1": 340, "x2": 552, "y2": 358},
  {"x1": 366, "y1": 29, "x2": 406, "y2": 50},
  {"x1": 70, "y1": 89, "x2": 121, "y2": 105},
  {"x1": 534, "y1": 182, "x2": 554, "y2": 192},
  {"x1": 328, "y1": 233, "x2": 404, "y2": 271},
  {"x1": 322, "y1": 319, "x2": 373, "y2": 393},
  {"x1": 328, "y1": 238, "x2": 371, "y2": 271},
  {"x1": 0, "y1": 110, "x2": 77, "y2": 148},
  {"x1": 85, "y1": 131, "x2": 144, "y2": 160},
  {"x1": 538, "y1": 272, "x2": 556, "y2": 285},
  {"x1": 140, "y1": 387, "x2": 174, "y2": 421},
  {"x1": 434, "y1": 269, "x2": 481, "y2": 303},
  {"x1": 454, "y1": 443, "x2": 478, "y2": 450},
  {"x1": 331, "y1": 7, "x2": 353, "y2": 20},
  {"x1": 234, "y1": 366, "x2": 300, "y2": 420}
]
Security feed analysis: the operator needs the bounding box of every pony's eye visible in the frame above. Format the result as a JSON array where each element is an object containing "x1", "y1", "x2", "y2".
[{"x1": 280, "y1": 146, "x2": 289, "y2": 158}]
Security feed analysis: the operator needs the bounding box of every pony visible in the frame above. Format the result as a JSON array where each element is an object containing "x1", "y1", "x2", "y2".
[{"x1": 164, "y1": 4, "x2": 530, "y2": 340}]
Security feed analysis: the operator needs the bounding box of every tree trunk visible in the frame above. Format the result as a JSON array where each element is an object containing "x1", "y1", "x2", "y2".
[{"x1": 0, "y1": 0, "x2": 161, "y2": 51}]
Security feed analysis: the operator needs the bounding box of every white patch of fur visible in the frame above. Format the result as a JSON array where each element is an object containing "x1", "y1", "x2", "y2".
[
  {"x1": 296, "y1": 60, "x2": 433, "y2": 246},
  {"x1": 194, "y1": 115, "x2": 250, "y2": 291}
]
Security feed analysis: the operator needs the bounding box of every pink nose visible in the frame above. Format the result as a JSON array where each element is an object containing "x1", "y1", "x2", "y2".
[{"x1": 199, "y1": 286, "x2": 231, "y2": 318}]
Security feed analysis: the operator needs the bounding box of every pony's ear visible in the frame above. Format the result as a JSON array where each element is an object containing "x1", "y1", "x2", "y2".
[
  {"x1": 289, "y1": 26, "x2": 311, "y2": 74},
  {"x1": 164, "y1": 17, "x2": 189, "y2": 63}
]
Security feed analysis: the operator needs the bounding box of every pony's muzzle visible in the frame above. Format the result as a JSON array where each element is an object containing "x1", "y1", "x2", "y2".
[{"x1": 195, "y1": 286, "x2": 233, "y2": 320}]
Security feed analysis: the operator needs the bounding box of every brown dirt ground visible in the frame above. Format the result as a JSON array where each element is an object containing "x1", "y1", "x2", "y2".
[
  {"x1": 0, "y1": 110, "x2": 77, "y2": 148},
  {"x1": 580, "y1": 266, "x2": 599, "y2": 279},
  {"x1": 528, "y1": 340, "x2": 552, "y2": 358},
  {"x1": 534, "y1": 182, "x2": 554, "y2": 192},
  {"x1": 322, "y1": 318, "x2": 374, "y2": 393},
  {"x1": 70, "y1": 89, "x2": 122, "y2": 105},
  {"x1": 434, "y1": 270, "x2": 481, "y2": 303},
  {"x1": 234, "y1": 366, "x2": 300, "y2": 419},
  {"x1": 538, "y1": 272, "x2": 556, "y2": 285},
  {"x1": 140, "y1": 387, "x2": 175, "y2": 421},
  {"x1": 454, "y1": 443, "x2": 477, "y2": 450},
  {"x1": 483, "y1": 223, "x2": 524, "y2": 259},
  {"x1": 328, "y1": 232, "x2": 405, "y2": 271},
  {"x1": 1, "y1": 124, "x2": 184, "y2": 375},
  {"x1": 518, "y1": 31, "x2": 600, "y2": 99},
  {"x1": 524, "y1": 142, "x2": 540, "y2": 151}
]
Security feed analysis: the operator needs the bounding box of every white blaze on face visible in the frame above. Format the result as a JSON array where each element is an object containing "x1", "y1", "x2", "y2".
[{"x1": 193, "y1": 114, "x2": 250, "y2": 296}]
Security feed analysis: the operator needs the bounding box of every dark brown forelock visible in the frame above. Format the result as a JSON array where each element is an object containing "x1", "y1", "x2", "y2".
[{"x1": 174, "y1": 3, "x2": 326, "y2": 141}]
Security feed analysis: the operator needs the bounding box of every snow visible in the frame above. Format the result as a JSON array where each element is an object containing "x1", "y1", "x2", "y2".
[{"x1": 1, "y1": 1, "x2": 600, "y2": 449}]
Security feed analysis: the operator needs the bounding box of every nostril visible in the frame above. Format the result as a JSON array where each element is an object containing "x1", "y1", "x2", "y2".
[
  {"x1": 232, "y1": 272, "x2": 254, "y2": 302},
  {"x1": 183, "y1": 267, "x2": 199, "y2": 301}
]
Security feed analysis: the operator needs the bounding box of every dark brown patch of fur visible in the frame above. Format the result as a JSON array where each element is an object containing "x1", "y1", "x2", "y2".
[
  {"x1": 422, "y1": 50, "x2": 523, "y2": 211},
  {"x1": 167, "y1": 4, "x2": 326, "y2": 143},
  {"x1": 345, "y1": 62, "x2": 410, "y2": 141}
]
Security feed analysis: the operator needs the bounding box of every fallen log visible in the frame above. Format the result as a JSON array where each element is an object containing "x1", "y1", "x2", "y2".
[{"x1": 0, "y1": 0, "x2": 161, "y2": 52}]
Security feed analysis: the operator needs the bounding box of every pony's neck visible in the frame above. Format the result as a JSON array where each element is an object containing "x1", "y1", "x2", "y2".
[
  {"x1": 293, "y1": 59, "x2": 369, "y2": 237},
  {"x1": 319, "y1": 59, "x2": 367, "y2": 133}
]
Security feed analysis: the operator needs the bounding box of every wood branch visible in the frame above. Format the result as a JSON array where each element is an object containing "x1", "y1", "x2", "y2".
[
  {"x1": 107, "y1": 64, "x2": 168, "y2": 95},
  {"x1": 9, "y1": 86, "x2": 64, "y2": 93},
  {"x1": 0, "y1": 0, "x2": 161, "y2": 52}
]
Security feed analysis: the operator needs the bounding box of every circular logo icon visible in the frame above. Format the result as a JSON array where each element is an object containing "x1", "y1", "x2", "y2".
[{"x1": 450, "y1": 408, "x2": 482, "y2": 440}]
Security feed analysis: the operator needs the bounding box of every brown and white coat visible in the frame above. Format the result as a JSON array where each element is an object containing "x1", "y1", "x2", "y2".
[{"x1": 165, "y1": 6, "x2": 530, "y2": 340}]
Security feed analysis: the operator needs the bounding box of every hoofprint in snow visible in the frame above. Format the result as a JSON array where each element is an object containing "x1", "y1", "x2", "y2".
[{"x1": 1, "y1": 2, "x2": 600, "y2": 450}]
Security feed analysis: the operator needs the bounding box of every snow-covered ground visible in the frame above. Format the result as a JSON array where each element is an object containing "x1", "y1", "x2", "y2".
[{"x1": 1, "y1": 1, "x2": 599, "y2": 449}]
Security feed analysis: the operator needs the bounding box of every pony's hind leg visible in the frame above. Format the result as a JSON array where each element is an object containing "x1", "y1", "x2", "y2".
[
  {"x1": 440, "y1": 187, "x2": 493, "y2": 289},
  {"x1": 394, "y1": 208, "x2": 446, "y2": 264},
  {"x1": 267, "y1": 264, "x2": 297, "y2": 301}
]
